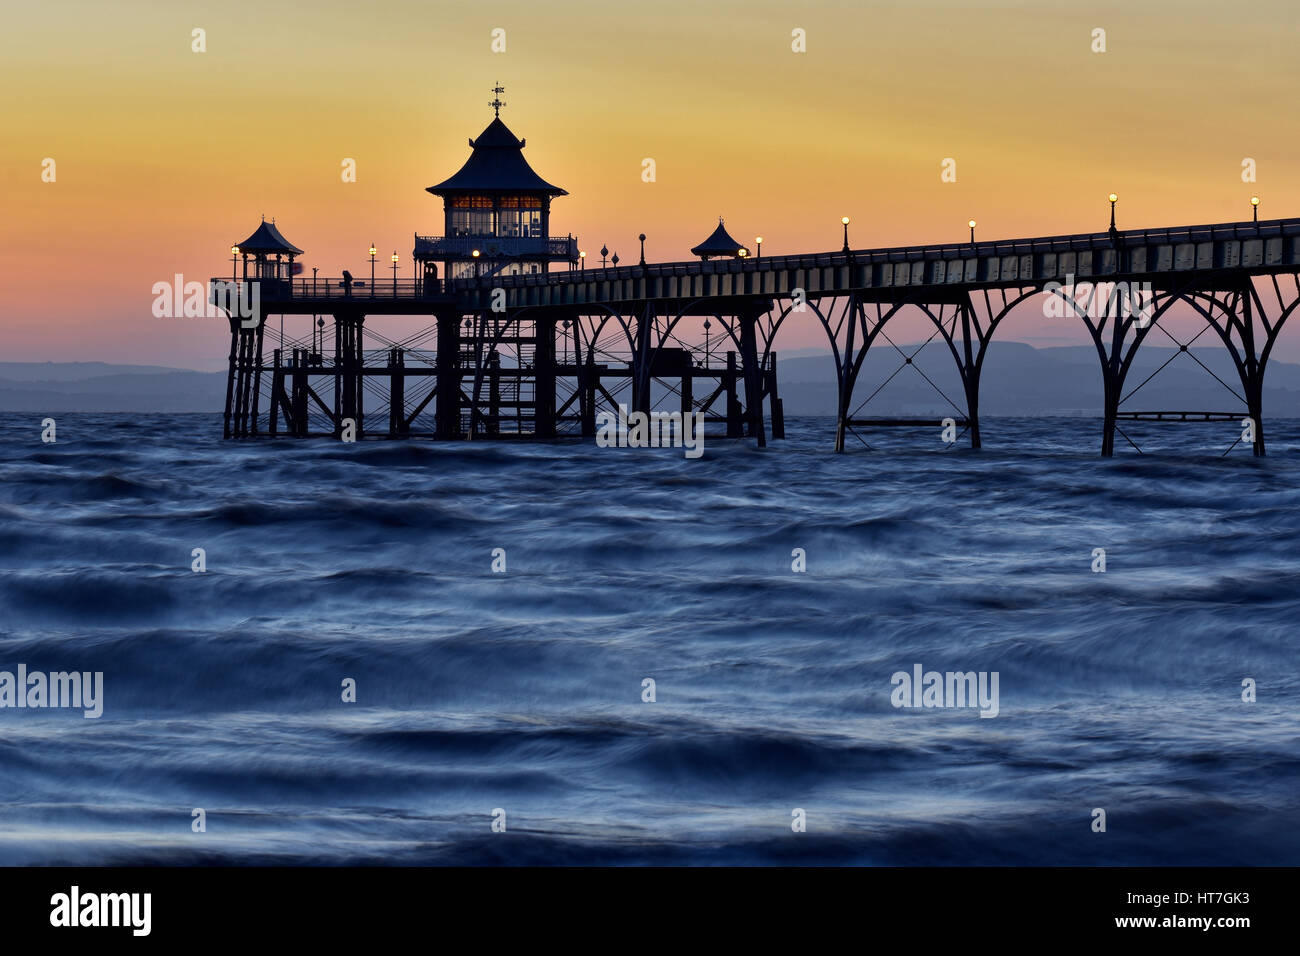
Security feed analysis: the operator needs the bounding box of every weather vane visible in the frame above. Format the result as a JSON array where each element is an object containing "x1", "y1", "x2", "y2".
[{"x1": 489, "y1": 83, "x2": 506, "y2": 117}]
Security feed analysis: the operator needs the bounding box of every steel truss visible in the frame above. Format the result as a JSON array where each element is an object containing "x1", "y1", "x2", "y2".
[{"x1": 220, "y1": 269, "x2": 1300, "y2": 458}]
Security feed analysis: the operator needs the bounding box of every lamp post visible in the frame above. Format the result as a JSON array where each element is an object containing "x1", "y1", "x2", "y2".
[
  {"x1": 739, "y1": 247, "x2": 748, "y2": 258},
  {"x1": 600, "y1": 244, "x2": 608, "y2": 269},
  {"x1": 369, "y1": 244, "x2": 377, "y2": 296},
  {"x1": 391, "y1": 251, "x2": 399, "y2": 295},
  {"x1": 611, "y1": 252, "x2": 620, "y2": 267},
  {"x1": 639, "y1": 233, "x2": 646, "y2": 266},
  {"x1": 230, "y1": 246, "x2": 239, "y2": 282},
  {"x1": 841, "y1": 216, "x2": 851, "y2": 253},
  {"x1": 1251, "y1": 195, "x2": 1260, "y2": 224},
  {"x1": 1108, "y1": 193, "x2": 1118, "y2": 230},
  {"x1": 755, "y1": 236, "x2": 763, "y2": 259},
  {"x1": 968, "y1": 219, "x2": 977, "y2": 245},
  {"x1": 580, "y1": 250, "x2": 586, "y2": 271},
  {"x1": 703, "y1": 318, "x2": 711, "y2": 368},
  {"x1": 563, "y1": 318, "x2": 572, "y2": 364}
]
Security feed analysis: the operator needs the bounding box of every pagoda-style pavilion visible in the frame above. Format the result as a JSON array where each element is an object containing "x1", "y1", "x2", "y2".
[
  {"x1": 233, "y1": 217, "x2": 303, "y2": 280},
  {"x1": 690, "y1": 218, "x2": 747, "y2": 260},
  {"x1": 415, "y1": 86, "x2": 578, "y2": 282}
]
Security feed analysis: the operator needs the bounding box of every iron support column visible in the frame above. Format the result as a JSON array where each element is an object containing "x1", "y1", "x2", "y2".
[
  {"x1": 768, "y1": 352, "x2": 785, "y2": 440},
  {"x1": 1241, "y1": 291, "x2": 1266, "y2": 456},
  {"x1": 535, "y1": 315, "x2": 557, "y2": 438},
  {"x1": 725, "y1": 351, "x2": 743, "y2": 437},
  {"x1": 834, "y1": 296, "x2": 859, "y2": 453},
  {"x1": 739, "y1": 310, "x2": 766, "y2": 448},
  {"x1": 222, "y1": 315, "x2": 239, "y2": 438},
  {"x1": 435, "y1": 311, "x2": 462, "y2": 439},
  {"x1": 959, "y1": 303, "x2": 982, "y2": 449}
]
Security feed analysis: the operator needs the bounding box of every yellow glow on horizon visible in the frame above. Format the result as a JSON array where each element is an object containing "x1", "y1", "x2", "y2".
[{"x1": 2, "y1": 0, "x2": 1299, "y2": 365}]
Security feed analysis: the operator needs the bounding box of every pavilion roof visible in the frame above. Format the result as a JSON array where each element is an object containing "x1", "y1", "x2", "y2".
[
  {"x1": 236, "y1": 219, "x2": 304, "y2": 255},
  {"x1": 427, "y1": 117, "x2": 567, "y2": 197},
  {"x1": 690, "y1": 219, "x2": 745, "y2": 258}
]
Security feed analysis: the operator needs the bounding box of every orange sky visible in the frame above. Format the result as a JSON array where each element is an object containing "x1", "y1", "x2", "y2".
[{"x1": 3, "y1": 0, "x2": 1298, "y2": 368}]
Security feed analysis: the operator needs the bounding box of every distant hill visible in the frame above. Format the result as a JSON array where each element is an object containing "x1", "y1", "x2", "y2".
[
  {"x1": 0, "y1": 362, "x2": 202, "y2": 382},
  {"x1": 0, "y1": 364, "x2": 227, "y2": 412},
  {"x1": 3, "y1": 345, "x2": 1299, "y2": 416}
]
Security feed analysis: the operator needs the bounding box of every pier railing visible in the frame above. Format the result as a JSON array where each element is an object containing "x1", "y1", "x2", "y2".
[
  {"x1": 210, "y1": 277, "x2": 445, "y2": 301},
  {"x1": 213, "y1": 217, "x2": 1300, "y2": 310},
  {"x1": 485, "y1": 218, "x2": 1300, "y2": 290}
]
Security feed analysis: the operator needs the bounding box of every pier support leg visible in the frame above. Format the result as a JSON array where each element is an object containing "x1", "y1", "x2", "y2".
[
  {"x1": 249, "y1": 323, "x2": 265, "y2": 436},
  {"x1": 435, "y1": 311, "x2": 462, "y2": 439},
  {"x1": 958, "y1": 305, "x2": 981, "y2": 449},
  {"x1": 344, "y1": 314, "x2": 366, "y2": 439},
  {"x1": 1100, "y1": 369, "x2": 1120, "y2": 457},
  {"x1": 739, "y1": 311, "x2": 766, "y2": 448},
  {"x1": 356, "y1": 328, "x2": 365, "y2": 440},
  {"x1": 388, "y1": 348, "x2": 406, "y2": 438},
  {"x1": 1246, "y1": 379, "x2": 1266, "y2": 456},
  {"x1": 269, "y1": 349, "x2": 282, "y2": 437},
  {"x1": 725, "y1": 351, "x2": 743, "y2": 438},
  {"x1": 921, "y1": 290, "x2": 1040, "y2": 453},
  {"x1": 767, "y1": 352, "x2": 785, "y2": 440},
  {"x1": 535, "y1": 316, "x2": 557, "y2": 438},
  {"x1": 631, "y1": 305, "x2": 654, "y2": 417},
  {"x1": 1100, "y1": 310, "x2": 1126, "y2": 457},
  {"x1": 487, "y1": 352, "x2": 501, "y2": 436},
  {"x1": 291, "y1": 350, "x2": 308, "y2": 437},
  {"x1": 223, "y1": 318, "x2": 239, "y2": 439},
  {"x1": 234, "y1": 331, "x2": 248, "y2": 437},
  {"x1": 1170, "y1": 278, "x2": 1300, "y2": 459},
  {"x1": 582, "y1": 363, "x2": 598, "y2": 437},
  {"x1": 1240, "y1": 293, "x2": 1267, "y2": 456},
  {"x1": 230, "y1": 323, "x2": 260, "y2": 438},
  {"x1": 833, "y1": 299, "x2": 860, "y2": 454}
]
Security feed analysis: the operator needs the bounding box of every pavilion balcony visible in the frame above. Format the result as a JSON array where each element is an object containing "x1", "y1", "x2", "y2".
[{"x1": 414, "y1": 234, "x2": 578, "y2": 261}]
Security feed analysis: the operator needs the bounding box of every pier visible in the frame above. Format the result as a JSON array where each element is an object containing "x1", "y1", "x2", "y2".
[{"x1": 214, "y1": 91, "x2": 1300, "y2": 456}]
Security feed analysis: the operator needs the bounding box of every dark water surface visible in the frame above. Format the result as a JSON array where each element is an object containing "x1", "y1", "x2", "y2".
[{"x1": 0, "y1": 413, "x2": 1297, "y2": 865}]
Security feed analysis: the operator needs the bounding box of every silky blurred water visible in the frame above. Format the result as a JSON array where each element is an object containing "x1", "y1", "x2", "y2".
[{"x1": 0, "y1": 413, "x2": 1297, "y2": 865}]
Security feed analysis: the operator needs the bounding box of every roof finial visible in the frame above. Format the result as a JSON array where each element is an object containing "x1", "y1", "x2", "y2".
[
  {"x1": 490, "y1": 82, "x2": 506, "y2": 117},
  {"x1": 719, "y1": 215, "x2": 724, "y2": 224},
  {"x1": 261, "y1": 214, "x2": 266, "y2": 222}
]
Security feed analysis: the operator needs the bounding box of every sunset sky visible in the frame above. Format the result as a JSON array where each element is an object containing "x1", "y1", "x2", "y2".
[{"x1": 3, "y1": 0, "x2": 1298, "y2": 368}]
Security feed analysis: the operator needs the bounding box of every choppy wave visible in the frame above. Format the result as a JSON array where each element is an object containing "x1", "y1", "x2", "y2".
[{"x1": 0, "y1": 413, "x2": 1297, "y2": 865}]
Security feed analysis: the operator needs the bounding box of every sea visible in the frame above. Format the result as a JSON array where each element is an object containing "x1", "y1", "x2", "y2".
[{"x1": 0, "y1": 413, "x2": 1297, "y2": 865}]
